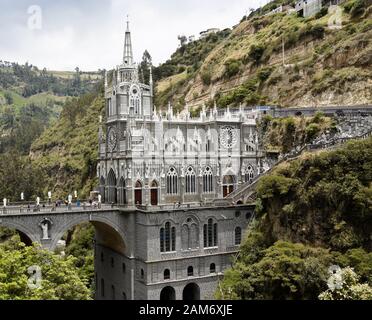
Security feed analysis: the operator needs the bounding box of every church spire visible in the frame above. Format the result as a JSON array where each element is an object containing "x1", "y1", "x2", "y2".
[{"x1": 123, "y1": 15, "x2": 133, "y2": 66}]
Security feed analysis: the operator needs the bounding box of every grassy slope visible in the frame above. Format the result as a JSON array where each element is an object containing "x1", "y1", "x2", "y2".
[{"x1": 155, "y1": 0, "x2": 372, "y2": 110}]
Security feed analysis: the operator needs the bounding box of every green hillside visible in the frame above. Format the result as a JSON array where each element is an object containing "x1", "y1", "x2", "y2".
[
  {"x1": 218, "y1": 137, "x2": 372, "y2": 299},
  {"x1": 30, "y1": 86, "x2": 105, "y2": 199},
  {"x1": 154, "y1": 0, "x2": 372, "y2": 111},
  {"x1": 0, "y1": 62, "x2": 102, "y2": 155}
]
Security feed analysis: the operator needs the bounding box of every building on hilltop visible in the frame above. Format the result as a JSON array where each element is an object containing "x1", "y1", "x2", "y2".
[
  {"x1": 98, "y1": 20, "x2": 268, "y2": 208},
  {"x1": 295, "y1": 0, "x2": 322, "y2": 17},
  {"x1": 199, "y1": 28, "x2": 220, "y2": 39}
]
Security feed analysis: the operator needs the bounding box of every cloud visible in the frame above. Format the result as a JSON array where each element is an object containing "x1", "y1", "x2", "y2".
[{"x1": 0, "y1": 0, "x2": 263, "y2": 71}]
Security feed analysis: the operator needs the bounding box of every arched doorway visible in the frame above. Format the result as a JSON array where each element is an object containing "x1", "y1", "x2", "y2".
[
  {"x1": 118, "y1": 177, "x2": 126, "y2": 205},
  {"x1": 222, "y1": 175, "x2": 235, "y2": 197},
  {"x1": 183, "y1": 283, "x2": 200, "y2": 300},
  {"x1": 134, "y1": 180, "x2": 142, "y2": 206},
  {"x1": 160, "y1": 286, "x2": 175, "y2": 300},
  {"x1": 99, "y1": 177, "x2": 105, "y2": 203},
  {"x1": 107, "y1": 169, "x2": 117, "y2": 203},
  {"x1": 150, "y1": 180, "x2": 159, "y2": 206}
]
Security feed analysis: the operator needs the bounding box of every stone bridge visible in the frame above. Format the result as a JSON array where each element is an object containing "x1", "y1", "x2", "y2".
[
  {"x1": 0, "y1": 203, "x2": 255, "y2": 300},
  {"x1": 0, "y1": 206, "x2": 133, "y2": 255}
]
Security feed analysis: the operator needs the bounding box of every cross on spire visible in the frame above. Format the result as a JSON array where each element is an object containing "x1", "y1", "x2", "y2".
[
  {"x1": 123, "y1": 14, "x2": 133, "y2": 65},
  {"x1": 126, "y1": 14, "x2": 130, "y2": 31}
]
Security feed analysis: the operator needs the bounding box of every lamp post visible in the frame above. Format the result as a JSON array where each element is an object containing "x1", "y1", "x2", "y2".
[
  {"x1": 36, "y1": 196, "x2": 40, "y2": 212},
  {"x1": 20, "y1": 193, "x2": 24, "y2": 213},
  {"x1": 68, "y1": 194, "x2": 72, "y2": 211},
  {"x1": 98, "y1": 194, "x2": 102, "y2": 209}
]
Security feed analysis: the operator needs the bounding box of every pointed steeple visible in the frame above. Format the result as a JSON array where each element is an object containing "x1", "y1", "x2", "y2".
[{"x1": 123, "y1": 16, "x2": 134, "y2": 66}]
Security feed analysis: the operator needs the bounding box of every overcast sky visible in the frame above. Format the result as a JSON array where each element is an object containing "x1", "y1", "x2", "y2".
[{"x1": 0, "y1": 0, "x2": 267, "y2": 71}]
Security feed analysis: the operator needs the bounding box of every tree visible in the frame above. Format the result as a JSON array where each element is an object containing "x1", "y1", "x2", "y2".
[
  {"x1": 139, "y1": 50, "x2": 152, "y2": 84},
  {"x1": 0, "y1": 152, "x2": 45, "y2": 201},
  {"x1": 0, "y1": 238, "x2": 91, "y2": 300},
  {"x1": 319, "y1": 267, "x2": 372, "y2": 300},
  {"x1": 217, "y1": 241, "x2": 332, "y2": 300},
  {"x1": 247, "y1": 44, "x2": 265, "y2": 64},
  {"x1": 350, "y1": 0, "x2": 367, "y2": 18},
  {"x1": 4, "y1": 92, "x2": 13, "y2": 105}
]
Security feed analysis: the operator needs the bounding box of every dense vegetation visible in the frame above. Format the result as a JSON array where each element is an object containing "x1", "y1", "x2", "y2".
[
  {"x1": 0, "y1": 235, "x2": 91, "y2": 300},
  {"x1": 0, "y1": 62, "x2": 101, "y2": 156},
  {"x1": 218, "y1": 138, "x2": 372, "y2": 299},
  {"x1": 0, "y1": 61, "x2": 100, "y2": 97},
  {"x1": 30, "y1": 85, "x2": 104, "y2": 199}
]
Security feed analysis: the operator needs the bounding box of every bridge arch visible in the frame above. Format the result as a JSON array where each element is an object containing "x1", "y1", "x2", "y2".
[
  {"x1": 50, "y1": 215, "x2": 127, "y2": 255},
  {"x1": 0, "y1": 221, "x2": 38, "y2": 246}
]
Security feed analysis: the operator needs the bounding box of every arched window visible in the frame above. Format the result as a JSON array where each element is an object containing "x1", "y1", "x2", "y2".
[
  {"x1": 235, "y1": 227, "x2": 242, "y2": 245},
  {"x1": 122, "y1": 292, "x2": 127, "y2": 300},
  {"x1": 244, "y1": 165, "x2": 254, "y2": 183},
  {"x1": 222, "y1": 175, "x2": 235, "y2": 197},
  {"x1": 160, "y1": 228, "x2": 165, "y2": 252},
  {"x1": 141, "y1": 269, "x2": 144, "y2": 279},
  {"x1": 167, "y1": 167, "x2": 178, "y2": 195},
  {"x1": 160, "y1": 222, "x2": 176, "y2": 252},
  {"x1": 164, "y1": 269, "x2": 170, "y2": 280},
  {"x1": 186, "y1": 166, "x2": 196, "y2": 194},
  {"x1": 210, "y1": 263, "x2": 216, "y2": 273},
  {"x1": 134, "y1": 180, "x2": 142, "y2": 206},
  {"x1": 107, "y1": 169, "x2": 117, "y2": 203},
  {"x1": 122, "y1": 263, "x2": 126, "y2": 274},
  {"x1": 165, "y1": 222, "x2": 171, "y2": 251},
  {"x1": 187, "y1": 266, "x2": 194, "y2": 277},
  {"x1": 181, "y1": 217, "x2": 199, "y2": 250},
  {"x1": 111, "y1": 257, "x2": 114, "y2": 268},
  {"x1": 203, "y1": 166, "x2": 213, "y2": 193},
  {"x1": 130, "y1": 86, "x2": 141, "y2": 115},
  {"x1": 118, "y1": 177, "x2": 126, "y2": 205},
  {"x1": 101, "y1": 252, "x2": 104, "y2": 262},
  {"x1": 203, "y1": 218, "x2": 218, "y2": 248}
]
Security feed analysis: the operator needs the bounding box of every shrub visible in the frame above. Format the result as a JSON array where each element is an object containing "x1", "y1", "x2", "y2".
[
  {"x1": 247, "y1": 43, "x2": 265, "y2": 64},
  {"x1": 350, "y1": 0, "x2": 367, "y2": 18},
  {"x1": 257, "y1": 67, "x2": 273, "y2": 82},
  {"x1": 4, "y1": 92, "x2": 13, "y2": 105},
  {"x1": 306, "y1": 123, "x2": 321, "y2": 141},
  {"x1": 344, "y1": 0, "x2": 356, "y2": 13},
  {"x1": 201, "y1": 71, "x2": 212, "y2": 85},
  {"x1": 224, "y1": 59, "x2": 241, "y2": 78}
]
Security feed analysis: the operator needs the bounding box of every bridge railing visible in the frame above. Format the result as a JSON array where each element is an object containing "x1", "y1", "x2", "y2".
[{"x1": 0, "y1": 203, "x2": 113, "y2": 215}]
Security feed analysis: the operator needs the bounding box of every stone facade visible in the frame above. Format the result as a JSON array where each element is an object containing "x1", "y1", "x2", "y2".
[
  {"x1": 98, "y1": 22, "x2": 267, "y2": 208},
  {"x1": 94, "y1": 205, "x2": 254, "y2": 300}
]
